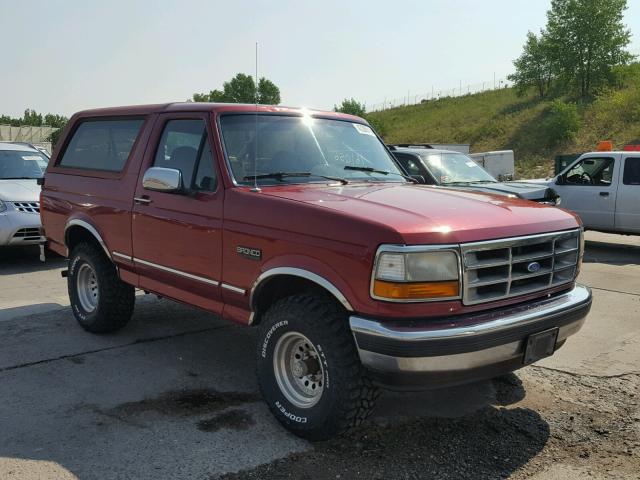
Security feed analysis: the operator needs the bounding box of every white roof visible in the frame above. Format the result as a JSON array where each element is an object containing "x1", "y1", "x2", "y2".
[{"x1": 0, "y1": 142, "x2": 39, "y2": 152}]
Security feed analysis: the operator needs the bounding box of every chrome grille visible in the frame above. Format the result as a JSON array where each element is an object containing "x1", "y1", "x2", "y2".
[
  {"x1": 12, "y1": 227, "x2": 43, "y2": 240},
  {"x1": 461, "y1": 229, "x2": 581, "y2": 305},
  {"x1": 12, "y1": 202, "x2": 40, "y2": 213}
]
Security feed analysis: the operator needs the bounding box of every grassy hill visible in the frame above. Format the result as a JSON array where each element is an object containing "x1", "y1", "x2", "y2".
[{"x1": 368, "y1": 68, "x2": 640, "y2": 178}]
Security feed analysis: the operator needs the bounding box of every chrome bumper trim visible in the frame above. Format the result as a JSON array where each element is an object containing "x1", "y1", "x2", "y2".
[{"x1": 349, "y1": 284, "x2": 591, "y2": 376}]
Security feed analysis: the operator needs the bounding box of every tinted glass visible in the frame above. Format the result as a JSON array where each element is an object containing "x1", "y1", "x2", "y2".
[
  {"x1": 153, "y1": 119, "x2": 217, "y2": 192},
  {"x1": 395, "y1": 153, "x2": 422, "y2": 176},
  {"x1": 59, "y1": 119, "x2": 143, "y2": 171},
  {"x1": 623, "y1": 157, "x2": 640, "y2": 185},
  {"x1": 219, "y1": 114, "x2": 405, "y2": 185},
  {"x1": 0, "y1": 150, "x2": 49, "y2": 179},
  {"x1": 565, "y1": 157, "x2": 614, "y2": 186}
]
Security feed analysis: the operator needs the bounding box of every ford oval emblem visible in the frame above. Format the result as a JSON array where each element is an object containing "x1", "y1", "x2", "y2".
[{"x1": 527, "y1": 261, "x2": 541, "y2": 273}]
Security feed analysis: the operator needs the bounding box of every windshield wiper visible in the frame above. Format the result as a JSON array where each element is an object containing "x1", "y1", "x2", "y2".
[
  {"x1": 343, "y1": 165, "x2": 418, "y2": 183},
  {"x1": 243, "y1": 172, "x2": 349, "y2": 185}
]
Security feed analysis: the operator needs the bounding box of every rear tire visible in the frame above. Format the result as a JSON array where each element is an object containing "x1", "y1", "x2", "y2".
[
  {"x1": 256, "y1": 294, "x2": 378, "y2": 440},
  {"x1": 68, "y1": 242, "x2": 135, "y2": 333}
]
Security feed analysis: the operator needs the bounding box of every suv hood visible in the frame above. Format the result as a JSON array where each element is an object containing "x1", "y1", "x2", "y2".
[
  {"x1": 0, "y1": 179, "x2": 40, "y2": 202},
  {"x1": 445, "y1": 181, "x2": 557, "y2": 202},
  {"x1": 262, "y1": 183, "x2": 579, "y2": 244}
]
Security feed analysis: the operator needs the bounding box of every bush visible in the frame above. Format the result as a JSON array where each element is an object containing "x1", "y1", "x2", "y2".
[
  {"x1": 543, "y1": 100, "x2": 581, "y2": 146},
  {"x1": 366, "y1": 115, "x2": 388, "y2": 138}
]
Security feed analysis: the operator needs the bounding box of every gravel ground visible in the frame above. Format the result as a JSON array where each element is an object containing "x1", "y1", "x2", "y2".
[
  {"x1": 1, "y1": 233, "x2": 639, "y2": 479},
  {"x1": 218, "y1": 367, "x2": 640, "y2": 480}
]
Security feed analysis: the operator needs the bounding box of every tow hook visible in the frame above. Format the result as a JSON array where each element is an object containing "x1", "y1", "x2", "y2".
[{"x1": 61, "y1": 269, "x2": 69, "y2": 278}]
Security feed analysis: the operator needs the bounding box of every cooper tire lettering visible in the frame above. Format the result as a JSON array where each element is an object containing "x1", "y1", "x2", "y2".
[{"x1": 275, "y1": 401, "x2": 307, "y2": 423}]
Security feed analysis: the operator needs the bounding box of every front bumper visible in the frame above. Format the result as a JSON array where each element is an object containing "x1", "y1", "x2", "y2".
[
  {"x1": 350, "y1": 284, "x2": 592, "y2": 390},
  {"x1": 0, "y1": 207, "x2": 44, "y2": 246}
]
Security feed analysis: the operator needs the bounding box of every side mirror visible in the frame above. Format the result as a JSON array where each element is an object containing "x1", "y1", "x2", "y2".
[
  {"x1": 142, "y1": 167, "x2": 184, "y2": 193},
  {"x1": 555, "y1": 175, "x2": 565, "y2": 185}
]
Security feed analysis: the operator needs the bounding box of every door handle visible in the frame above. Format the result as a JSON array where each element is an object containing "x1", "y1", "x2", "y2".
[
  {"x1": 599, "y1": 191, "x2": 609, "y2": 197},
  {"x1": 134, "y1": 196, "x2": 152, "y2": 205}
]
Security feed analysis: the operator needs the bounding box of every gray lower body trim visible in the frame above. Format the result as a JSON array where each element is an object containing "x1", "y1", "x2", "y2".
[
  {"x1": 131, "y1": 256, "x2": 220, "y2": 286},
  {"x1": 113, "y1": 251, "x2": 249, "y2": 293},
  {"x1": 221, "y1": 283, "x2": 246, "y2": 295}
]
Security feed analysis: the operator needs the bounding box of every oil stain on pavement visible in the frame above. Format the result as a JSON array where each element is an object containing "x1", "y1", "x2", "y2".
[{"x1": 93, "y1": 388, "x2": 261, "y2": 433}]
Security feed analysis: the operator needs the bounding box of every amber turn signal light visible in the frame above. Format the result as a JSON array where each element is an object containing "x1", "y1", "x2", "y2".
[{"x1": 373, "y1": 280, "x2": 459, "y2": 300}]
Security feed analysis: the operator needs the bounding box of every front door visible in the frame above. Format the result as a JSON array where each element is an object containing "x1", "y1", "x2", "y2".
[
  {"x1": 131, "y1": 113, "x2": 224, "y2": 313},
  {"x1": 615, "y1": 155, "x2": 640, "y2": 233},
  {"x1": 554, "y1": 155, "x2": 618, "y2": 230}
]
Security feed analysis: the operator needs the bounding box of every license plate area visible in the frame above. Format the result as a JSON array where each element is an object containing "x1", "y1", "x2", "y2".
[{"x1": 523, "y1": 327, "x2": 559, "y2": 365}]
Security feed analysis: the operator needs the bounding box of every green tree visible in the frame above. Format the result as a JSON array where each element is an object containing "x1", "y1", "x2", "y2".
[
  {"x1": 334, "y1": 98, "x2": 366, "y2": 117},
  {"x1": 508, "y1": 32, "x2": 554, "y2": 97},
  {"x1": 545, "y1": 0, "x2": 634, "y2": 97},
  {"x1": 192, "y1": 73, "x2": 281, "y2": 104},
  {"x1": 44, "y1": 114, "x2": 68, "y2": 129},
  {"x1": 543, "y1": 100, "x2": 581, "y2": 146},
  {"x1": 257, "y1": 77, "x2": 281, "y2": 104},
  {"x1": 22, "y1": 109, "x2": 43, "y2": 126}
]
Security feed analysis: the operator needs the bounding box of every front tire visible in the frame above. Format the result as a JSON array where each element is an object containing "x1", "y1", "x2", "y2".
[
  {"x1": 256, "y1": 294, "x2": 378, "y2": 440},
  {"x1": 68, "y1": 242, "x2": 135, "y2": 333}
]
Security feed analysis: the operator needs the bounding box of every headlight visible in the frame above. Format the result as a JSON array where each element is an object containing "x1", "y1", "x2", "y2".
[
  {"x1": 372, "y1": 248, "x2": 460, "y2": 301},
  {"x1": 0, "y1": 200, "x2": 6, "y2": 213}
]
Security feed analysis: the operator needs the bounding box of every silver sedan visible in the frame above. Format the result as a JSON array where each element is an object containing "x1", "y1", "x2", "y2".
[{"x1": 0, "y1": 143, "x2": 48, "y2": 246}]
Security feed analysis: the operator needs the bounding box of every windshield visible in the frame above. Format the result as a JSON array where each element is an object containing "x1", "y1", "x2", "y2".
[
  {"x1": 0, "y1": 150, "x2": 49, "y2": 179},
  {"x1": 421, "y1": 152, "x2": 496, "y2": 184},
  {"x1": 219, "y1": 114, "x2": 406, "y2": 185}
]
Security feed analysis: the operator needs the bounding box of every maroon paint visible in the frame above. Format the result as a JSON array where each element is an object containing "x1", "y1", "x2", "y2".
[{"x1": 41, "y1": 103, "x2": 582, "y2": 325}]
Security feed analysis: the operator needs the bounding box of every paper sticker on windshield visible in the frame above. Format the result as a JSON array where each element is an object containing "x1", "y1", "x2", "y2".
[
  {"x1": 22, "y1": 155, "x2": 42, "y2": 161},
  {"x1": 466, "y1": 161, "x2": 478, "y2": 167},
  {"x1": 353, "y1": 123, "x2": 375, "y2": 136}
]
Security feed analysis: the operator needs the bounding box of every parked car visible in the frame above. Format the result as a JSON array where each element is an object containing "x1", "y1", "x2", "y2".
[
  {"x1": 534, "y1": 148, "x2": 640, "y2": 234},
  {"x1": 41, "y1": 103, "x2": 591, "y2": 440},
  {"x1": 1, "y1": 141, "x2": 51, "y2": 159},
  {"x1": 0, "y1": 142, "x2": 48, "y2": 246},
  {"x1": 391, "y1": 145, "x2": 560, "y2": 204}
]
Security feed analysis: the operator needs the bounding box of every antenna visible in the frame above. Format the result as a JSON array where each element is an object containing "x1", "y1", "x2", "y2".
[{"x1": 250, "y1": 41, "x2": 261, "y2": 193}]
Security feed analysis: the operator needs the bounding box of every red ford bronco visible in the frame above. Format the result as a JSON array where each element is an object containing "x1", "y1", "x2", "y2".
[{"x1": 41, "y1": 103, "x2": 592, "y2": 440}]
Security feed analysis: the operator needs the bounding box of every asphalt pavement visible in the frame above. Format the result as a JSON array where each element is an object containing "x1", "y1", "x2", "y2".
[{"x1": 0, "y1": 232, "x2": 638, "y2": 479}]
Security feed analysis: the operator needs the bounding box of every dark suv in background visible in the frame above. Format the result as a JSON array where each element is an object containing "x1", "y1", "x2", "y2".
[{"x1": 391, "y1": 145, "x2": 560, "y2": 205}]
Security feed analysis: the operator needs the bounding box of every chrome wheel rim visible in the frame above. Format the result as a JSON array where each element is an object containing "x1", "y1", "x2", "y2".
[
  {"x1": 77, "y1": 263, "x2": 99, "y2": 312},
  {"x1": 273, "y1": 331, "x2": 325, "y2": 409}
]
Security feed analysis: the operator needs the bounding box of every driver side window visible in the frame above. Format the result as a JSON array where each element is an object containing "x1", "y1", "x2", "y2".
[{"x1": 564, "y1": 157, "x2": 614, "y2": 186}]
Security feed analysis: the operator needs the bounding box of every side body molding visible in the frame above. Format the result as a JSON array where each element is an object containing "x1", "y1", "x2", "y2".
[
  {"x1": 64, "y1": 219, "x2": 112, "y2": 260},
  {"x1": 250, "y1": 267, "x2": 354, "y2": 322}
]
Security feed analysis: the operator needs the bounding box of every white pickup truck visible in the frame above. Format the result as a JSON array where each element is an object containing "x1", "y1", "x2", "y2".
[{"x1": 538, "y1": 150, "x2": 640, "y2": 234}]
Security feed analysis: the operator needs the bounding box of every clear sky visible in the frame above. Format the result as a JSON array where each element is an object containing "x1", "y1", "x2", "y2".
[{"x1": 1, "y1": 0, "x2": 639, "y2": 118}]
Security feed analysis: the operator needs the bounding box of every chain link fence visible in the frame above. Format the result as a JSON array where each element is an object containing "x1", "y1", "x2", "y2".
[{"x1": 367, "y1": 76, "x2": 512, "y2": 112}]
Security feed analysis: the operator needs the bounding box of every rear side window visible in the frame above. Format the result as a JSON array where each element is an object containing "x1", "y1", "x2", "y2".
[
  {"x1": 623, "y1": 157, "x2": 640, "y2": 185},
  {"x1": 59, "y1": 118, "x2": 144, "y2": 172}
]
